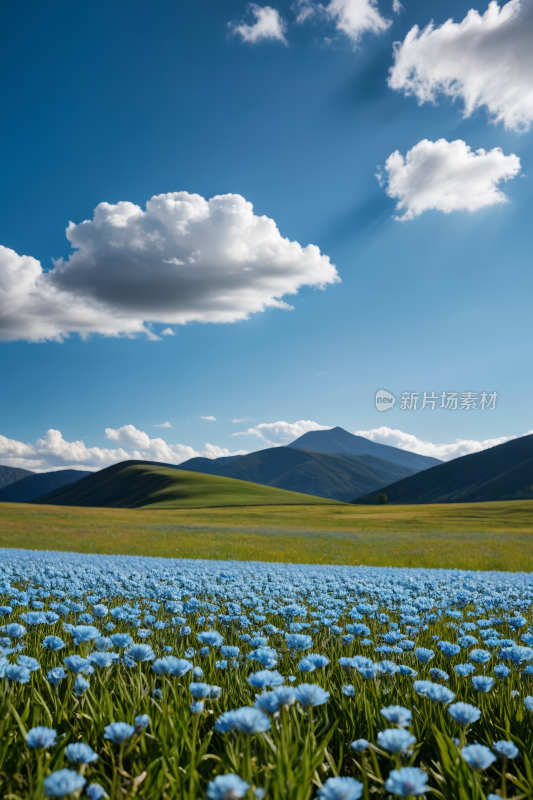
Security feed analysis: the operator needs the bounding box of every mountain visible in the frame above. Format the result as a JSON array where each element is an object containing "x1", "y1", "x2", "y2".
[
  {"x1": 0, "y1": 465, "x2": 33, "y2": 490},
  {"x1": 288, "y1": 426, "x2": 441, "y2": 471},
  {"x1": 0, "y1": 469, "x2": 92, "y2": 504},
  {"x1": 353, "y1": 433, "x2": 533, "y2": 504},
  {"x1": 32, "y1": 460, "x2": 341, "y2": 509},
  {"x1": 176, "y1": 446, "x2": 418, "y2": 502}
]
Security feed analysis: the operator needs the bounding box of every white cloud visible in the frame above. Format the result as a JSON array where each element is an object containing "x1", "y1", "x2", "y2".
[
  {"x1": 230, "y1": 4, "x2": 287, "y2": 43},
  {"x1": 231, "y1": 417, "x2": 254, "y2": 423},
  {"x1": 0, "y1": 192, "x2": 338, "y2": 342},
  {"x1": 354, "y1": 426, "x2": 533, "y2": 461},
  {"x1": 231, "y1": 419, "x2": 331, "y2": 446},
  {"x1": 161, "y1": 328, "x2": 175, "y2": 336},
  {"x1": 392, "y1": 0, "x2": 403, "y2": 14},
  {"x1": 295, "y1": 0, "x2": 391, "y2": 45},
  {"x1": 200, "y1": 416, "x2": 217, "y2": 421},
  {"x1": 378, "y1": 138, "x2": 520, "y2": 220},
  {"x1": 0, "y1": 426, "x2": 247, "y2": 473},
  {"x1": 154, "y1": 422, "x2": 172, "y2": 428},
  {"x1": 388, "y1": 0, "x2": 533, "y2": 131}
]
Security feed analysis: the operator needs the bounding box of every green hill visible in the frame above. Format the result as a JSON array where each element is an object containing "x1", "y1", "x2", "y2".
[
  {"x1": 32, "y1": 460, "x2": 342, "y2": 509},
  {"x1": 177, "y1": 446, "x2": 418, "y2": 502},
  {"x1": 353, "y1": 433, "x2": 533, "y2": 505}
]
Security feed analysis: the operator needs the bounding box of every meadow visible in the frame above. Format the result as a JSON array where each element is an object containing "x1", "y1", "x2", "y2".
[
  {"x1": 0, "y1": 499, "x2": 533, "y2": 571},
  {"x1": 1, "y1": 549, "x2": 533, "y2": 800}
]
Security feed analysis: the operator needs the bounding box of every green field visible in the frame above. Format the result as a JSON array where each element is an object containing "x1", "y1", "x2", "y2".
[{"x1": 1, "y1": 498, "x2": 533, "y2": 571}]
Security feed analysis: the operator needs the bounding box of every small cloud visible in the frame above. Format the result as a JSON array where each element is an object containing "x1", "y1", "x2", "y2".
[
  {"x1": 161, "y1": 328, "x2": 175, "y2": 336},
  {"x1": 229, "y1": 4, "x2": 288, "y2": 44},
  {"x1": 231, "y1": 417, "x2": 254, "y2": 423},
  {"x1": 154, "y1": 422, "x2": 172, "y2": 428},
  {"x1": 392, "y1": 0, "x2": 403, "y2": 13},
  {"x1": 200, "y1": 416, "x2": 217, "y2": 421}
]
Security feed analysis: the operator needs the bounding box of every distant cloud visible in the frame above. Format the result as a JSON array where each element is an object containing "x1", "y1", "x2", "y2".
[
  {"x1": 230, "y1": 4, "x2": 287, "y2": 43},
  {"x1": 200, "y1": 416, "x2": 217, "y2": 421},
  {"x1": 0, "y1": 192, "x2": 338, "y2": 342},
  {"x1": 295, "y1": 0, "x2": 391, "y2": 45},
  {"x1": 388, "y1": 0, "x2": 533, "y2": 131},
  {"x1": 0, "y1": 425, "x2": 247, "y2": 472},
  {"x1": 231, "y1": 419, "x2": 331, "y2": 446},
  {"x1": 378, "y1": 138, "x2": 520, "y2": 220},
  {"x1": 161, "y1": 328, "x2": 175, "y2": 336},
  {"x1": 354, "y1": 426, "x2": 533, "y2": 461},
  {"x1": 154, "y1": 422, "x2": 172, "y2": 428},
  {"x1": 231, "y1": 417, "x2": 254, "y2": 423},
  {"x1": 392, "y1": 0, "x2": 403, "y2": 14}
]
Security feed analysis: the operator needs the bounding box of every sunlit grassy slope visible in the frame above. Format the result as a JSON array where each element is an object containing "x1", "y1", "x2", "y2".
[
  {"x1": 33, "y1": 462, "x2": 340, "y2": 509},
  {"x1": 1, "y1": 498, "x2": 532, "y2": 571}
]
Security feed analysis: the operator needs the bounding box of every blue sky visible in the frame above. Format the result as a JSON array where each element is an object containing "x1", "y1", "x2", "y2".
[{"x1": 1, "y1": 0, "x2": 532, "y2": 471}]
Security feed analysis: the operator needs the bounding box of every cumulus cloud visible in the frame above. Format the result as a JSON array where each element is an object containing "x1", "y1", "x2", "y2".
[
  {"x1": 200, "y1": 416, "x2": 217, "y2": 421},
  {"x1": 295, "y1": 0, "x2": 391, "y2": 45},
  {"x1": 153, "y1": 422, "x2": 172, "y2": 428},
  {"x1": 231, "y1": 419, "x2": 331, "y2": 446},
  {"x1": 0, "y1": 426, "x2": 247, "y2": 472},
  {"x1": 0, "y1": 192, "x2": 338, "y2": 342},
  {"x1": 378, "y1": 138, "x2": 520, "y2": 220},
  {"x1": 388, "y1": 0, "x2": 533, "y2": 131},
  {"x1": 353, "y1": 426, "x2": 533, "y2": 461},
  {"x1": 230, "y1": 4, "x2": 287, "y2": 43}
]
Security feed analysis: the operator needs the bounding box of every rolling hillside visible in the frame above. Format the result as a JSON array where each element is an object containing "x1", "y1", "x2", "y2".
[
  {"x1": 0, "y1": 469, "x2": 92, "y2": 503},
  {"x1": 353, "y1": 433, "x2": 533, "y2": 504},
  {"x1": 288, "y1": 426, "x2": 441, "y2": 471},
  {"x1": 33, "y1": 461, "x2": 341, "y2": 509},
  {"x1": 0, "y1": 465, "x2": 33, "y2": 489},
  {"x1": 177, "y1": 446, "x2": 418, "y2": 501}
]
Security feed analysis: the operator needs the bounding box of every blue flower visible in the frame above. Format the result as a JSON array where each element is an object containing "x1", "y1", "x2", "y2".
[
  {"x1": 425, "y1": 684, "x2": 455, "y2": 704},
  {"x1": 42, "y1": 636, "x2": 66, "y2": 651},
  {"x1": 215, "y1": 707, "x2": 271, "y2": 734},
  {"x1": 18, "y1": 655, "x2": 40, "y2": 672},
  {"x1": 180, "y1": 625, "x2": 192, "y2": 636},
  {"x1": 472, "y1": 676, "x2": 495, "y2": 693},
  {"x1": 190, "y1": 701, "x2": 204, "y2": 714},
  {"x1": 64, "y1": 655, "x2": 93, "y2": 674},
  {"x1": 94, "y1": 637, "x2": 113, "y2": 652},
  {"x1": 414, "y1": 648, "x2": 434, "y2": 665},
  {"x1": 454, "y1": 663, "x2": 476, "y2": 676},
  {"x1": 317, "y1": 776, "x2": 363, "y2": 800},
  {"x1": 494, "y1": 664, "x2": 510, "y2": 679},
  {"x1": 342, "y1": 684, "x2": 355, "y2": 697},
  {"x1": 26, "y1": 726, "x2": 57, "y2": 749},
  {"x1": 6, "y1": 664, "x2": 31, "y2": 683},
  {"x1": 500, "y1": 645, "x2": 533, "y2": 666},
  {"x1": 285, "y1": 633, "x2": 313, "y2": 653},
  {"x1": 378, "y1": 729, "x2": 416, "y2": 754},
  {"x1": 89, "y1": 652, "x2": 117, "y2": 669},
  {"x1": 104, "y1": 722, "x2": 135, "y2": 744},
  {"x1": 295, "y1": 683, "x2": 330, "y2": 708},
  {"x1": 47, "y1": 667, "x2": 67, "y2": 685},
  {"x1": 134, "y1": 714, "x2": 150, "y2": 731},
  {"x1": 125, "y1": 644, "x2": 155, "y2": 662},
  {"x1": 216, "y1": 660, "x2": 228, "y2": 670},
  {"x1": 448, "y1": 702, "x2": 481, "y2": 725},
  {"x1": 207, "y1": 774, "x2": 249, "y2": 800},
  {"x1": 0, "y1": 623, "x2": 26, "y2": 639},
  {"x1": 469, "y1": 649, "x2": 492, "y2": 664},
  {"x1": 73, "y1": 675, "x2": 90, "y2": 696},
  {"x1": 438, "y1": 641, "x2": 461, "y2": 658},
  {"x1": 377, "y1": 660, "x2": 399, "y2": 676},
  {"x1": 110, "y1": 633, "x2": 133, "y2": 649},
  {"x1": 398, "y1": 665, "x2": 417, "y2": 677},
  {"x1": 220, "y1": 645, "x2": 240, "y2": 660},
  {"x1": 493, "y1": 740, "x2": 519, "y2": 759},
  {"x1": 248, "y1": 647, "x2": 278, "y2": 669},
  {"x1": 192, "y1": 666, "x2": 204, "y2": 678},
  {"x1": 92, "y1": 604, "x2": 109, "y2": 618},
  {"x1": 381, "y1": 705, "x2": 412, "y2": 727},
  {"x1": 152, "y1": 688, "x2": 162, "y2": 700},
  {"x1": 44, "y1": 769, "x2": 86, "y2": 797},
  {"x1": 190, "y1": 682, "x2": 211, "y2": 698},
  {"x1": 86, "y1": 784, "x2": 108, "y2": 800},
  {"x1": 350, "y1": 739, "x2": 369, "y2": 754},
  {"x1": 429, "y1": 668, "x2": 448, "y2": 682},
  {"x1": 524, "y1": 696, "x2": 533, "y2": 711},
  {"x1": 461, "y1": 744, "x2": 496, "y2": 770},
  {"x1": 385, "y1": 767, "x2": 429, "y2": 796},
  {"x1": 197, "y1": 631, "x2": 224, "y2": 648},
  {"x1": 70, "y1": 625, "x2": 101, "y2": 645},
  {"x1": 65, "y1": 742, "x2": 98, "y2": 764},
  {"x1": 152, "y1": 656, "x2": 192, "y2": 676},
  {"x1": 254, "y1": 692, "x2": 282, "y2": 716},
  {"x1": 298, "y1": 653, "x2": 330, "y2": 672}
]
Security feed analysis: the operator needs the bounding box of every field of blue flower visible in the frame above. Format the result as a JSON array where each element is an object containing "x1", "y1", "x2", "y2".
[{"x1": 1, "y1": 548, "x2": 533, "y2": 800}]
